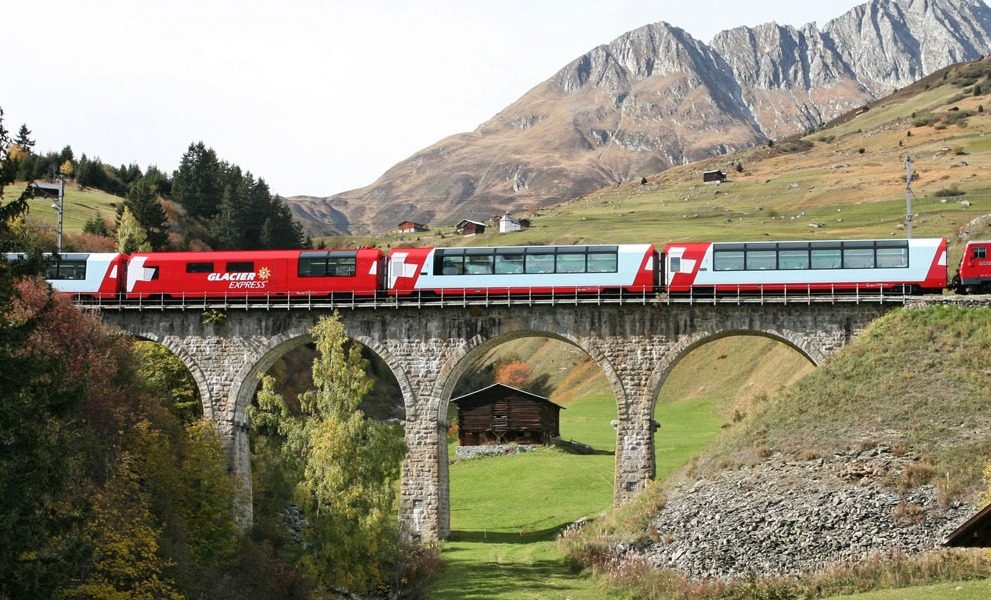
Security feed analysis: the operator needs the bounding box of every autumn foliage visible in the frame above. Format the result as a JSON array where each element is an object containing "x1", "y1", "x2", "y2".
[{"x1": 494, "y1": 360, "x2": 532, "y2": 388}]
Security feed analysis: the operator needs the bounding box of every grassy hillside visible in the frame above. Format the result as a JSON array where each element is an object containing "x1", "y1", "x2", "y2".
[
  {"x1": 707, "y1": 306, "x2": 991, "y2": 499},
  {"x1": 4, "y1": 180, "x2": 121, "y2": 235},
  {"x1": 567, "y1": 305, "x2": 991, "y2": 598}
]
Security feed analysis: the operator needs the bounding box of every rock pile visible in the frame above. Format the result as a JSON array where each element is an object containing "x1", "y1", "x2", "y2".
[{"x1": 635, "y1": 446, "x2": 974, "y2": 580}]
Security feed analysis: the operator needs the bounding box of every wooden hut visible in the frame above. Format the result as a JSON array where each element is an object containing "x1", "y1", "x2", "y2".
[
  {"x1": 702, "y1": 169, "x2": 726, "y2": 184},
  {"x1": 455, "y1": 219, "x2": 487, "y2": 236},
  {"x1": 398, "y1": 220, "x2": 428, "y2": 233},
  {"x1": 450, "y1": 383, "x2": 562, "y2": 446}
]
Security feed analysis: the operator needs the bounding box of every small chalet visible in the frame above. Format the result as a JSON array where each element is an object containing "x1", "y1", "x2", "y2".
[
  {"x1": 702, "y1": 170, "x2": 726, "y2": 184},
  {"x1": 456, "y1": 219, "x2": 487, "y2": 236},
  {"x1": 498, "y1": 212, "x2": 525, "y2": 233},
  {"x1": 451, "y1": 383, "x2": 563, "y2": 446},
  {"x1": 398, "y1": 220, "x2": 428, "y2": 233},
  {"x1": 944, "y1": 502, "x2": 991, "y2": 547}
]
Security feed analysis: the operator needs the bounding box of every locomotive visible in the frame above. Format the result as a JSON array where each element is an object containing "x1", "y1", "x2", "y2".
[{"x1": 8, "y1": 236, "x2": 987, "y2": 301}]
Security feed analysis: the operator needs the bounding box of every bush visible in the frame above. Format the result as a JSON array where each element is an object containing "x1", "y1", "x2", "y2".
[{"x1": 934, "y1": 186, "x2": 965, "y2": 197}]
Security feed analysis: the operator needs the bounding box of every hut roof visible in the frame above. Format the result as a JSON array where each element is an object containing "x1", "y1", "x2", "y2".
[{"x1": 450, "y1": 383, "x2": 564, "y2": 409}]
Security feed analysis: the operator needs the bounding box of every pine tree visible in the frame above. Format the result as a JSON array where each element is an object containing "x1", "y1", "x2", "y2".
[
  {"x1": 125, "y1": 178, "x2": 170, "y2": 249},
  {"x1": 171, "y1": 142, "x2": 222, "y2": 220}
]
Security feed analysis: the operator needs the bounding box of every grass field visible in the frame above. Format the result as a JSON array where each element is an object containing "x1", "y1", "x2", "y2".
[
  {"x1": 4, "y1": 180, "x2": 121, "y2": 234},
  {"x1": 428, "y1": 392, "x2": 727, "y2": 599},
  {"x1": 826, "y1": 577, "x2": 991, "y2": 599}
]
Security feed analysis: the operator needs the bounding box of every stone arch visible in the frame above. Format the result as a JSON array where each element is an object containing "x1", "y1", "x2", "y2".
[
  {"x1": 125, "y1": 331, "x2": 214, "y2": 420},
  {"x1": 224, "y1": 325, "x2": 419, "y2": 527},
  {"x1": 430, "y1": 329, "x2": 628, "y2": 426},
  {"x1": 644, "y1": 328, "x2": 820, "y2": 417},
  {"x1": 425, "y1": 327, "x2": 629, "y2": 538}
]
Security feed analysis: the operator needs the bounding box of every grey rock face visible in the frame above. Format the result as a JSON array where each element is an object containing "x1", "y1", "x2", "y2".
[{"x1": 634, "y1": 447, "x2": 973, "y2": 580}]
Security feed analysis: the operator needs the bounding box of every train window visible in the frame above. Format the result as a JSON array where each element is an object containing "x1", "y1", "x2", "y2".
[
  {"x1": 525, "y1": 253, "x2": 555, "y2": 274},
  {"x1": 876, "y1": 247, "x2": 909, "y2": 268},
  {"x1": 745, "y1": 250, "x2": 776, "y2": 270},
  {"x1": 843, "y1": 248, "x2": 875, "y2": 269},
  {"x1": 669, "y1": 256, "x2": 681, "y2": 273},
  {"x1": 299, "y1": 254, "x2": 328, "y2": 277},
  {"x1": 186, "y1": 262, "x2": 214, "y2": 273},
  {"x1": 494, "y1": 254, "x2": 524, "y2": 274},
  {"x1": 975, "y1": 246, "x2": 987, "y2": 259},
  {"x1": 226, "y1": 262, "x2": 254, "y2": 273},
  {"x1": 465, "y1": 254, "x2": 494, "y2": 275},
  {"x1": 46, "y1": 260, "x2": 87, "y2": 280},
  {"x1": 810, "y1": 248, "x2": 842, "y2": 269},
  {"x1": 556, "y1": 253, "x2": 586, "y2": 273},
  {"x1": 714, "y1": 250, "x2": 744, "y2": 271},
  {"x1": 778, "y1": 250, "x2": 809, "y2": 270},
  {"x1": 587, "y1": 252, "x2": 617, "y2": 273},
  {"x1": 326, "y1": 256, "x2": 356, "y2": 277},
  {"x1": 441, "y1": 255, "x2": 465, "y2": 275}
]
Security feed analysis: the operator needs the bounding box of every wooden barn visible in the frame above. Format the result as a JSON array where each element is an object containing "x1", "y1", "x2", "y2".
[
  {"x1": 455, "y1": 219, "x2": 486, "y2": 236},
  {"x1": 702, "y1": 169, "x2": 726, "y2": 184},
  {"x1": 398, "y1": 220, "x2": 428, "y2": 233},
  {"x1": 451, "y1": 383, "x2": 562, "y2": 446}
]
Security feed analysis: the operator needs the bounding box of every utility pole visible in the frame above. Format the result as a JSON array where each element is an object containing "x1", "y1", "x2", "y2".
[
  {"x1": 904, "y1": 155, "x2": 913, "y2": 239},
  {"x1": 31, "y1": 175, "x2": 65, "y2": 253}
]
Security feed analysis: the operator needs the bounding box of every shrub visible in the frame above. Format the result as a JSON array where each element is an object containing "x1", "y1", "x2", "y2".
[{"x1": 934, "y1": 186, "x2": 965, "y2": 197}]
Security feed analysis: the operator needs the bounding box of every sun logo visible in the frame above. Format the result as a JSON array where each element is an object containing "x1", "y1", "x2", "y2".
[{"x1": 258, "y1": 267, "x2": 271, "y2": 280}]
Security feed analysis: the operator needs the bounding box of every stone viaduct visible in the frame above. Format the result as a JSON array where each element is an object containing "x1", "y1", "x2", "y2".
[{"x1": 97, "y1": 298, "x2": 898, "y2": 541}]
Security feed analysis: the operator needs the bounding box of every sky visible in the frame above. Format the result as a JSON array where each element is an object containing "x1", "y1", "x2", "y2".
[{"x1": 5, "y1": 0, "x2": 866, "y2": 198}]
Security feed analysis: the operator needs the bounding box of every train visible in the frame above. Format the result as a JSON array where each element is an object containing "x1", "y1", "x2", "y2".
[{"x1": 7, "y1": 237, "x2": 990, "y2": 301}]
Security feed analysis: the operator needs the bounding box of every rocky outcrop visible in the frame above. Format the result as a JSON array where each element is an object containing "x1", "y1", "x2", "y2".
[
  {"x1": 290, "y1": 0, "x2": 991, "y2": 235},
  {"x1": 632, "y1": 446, "x2": 973, "y2": 580}
]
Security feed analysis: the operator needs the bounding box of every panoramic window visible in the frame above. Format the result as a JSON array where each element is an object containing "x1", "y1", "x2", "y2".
[
  {"x1": 810, "y1": 248, "x2": 842, "y2": 269},
  {"x1": 714, "y1": 250, "x2": 744, "y2": 271},
  {"x1": 525, "y1": 253, "x2": 555, "y2": 274},
  {"x1": 494, "y1": 254, "x2": 524, "y2": 274},
  {"x1": 556, "y1": 252, "x2": 586, "y2": 273},
  {"x1": 326, "y1": 255, "x2": 357, "y2": 277},
  {"x1": 745, "y1": 250, "x2": 777, "y2": 270},
  {"x1": 586, "y1": 251, "x2": 617, "y2": 273},
  {"x1": 778, "y1": 250, "x2": 809, "y2": 270},
  {"x1": 441, "y1": 255, "x2": 465, "y2": 275},
  {"x1": 876, "y1": 247, "x2": 909, "y2": 268},
  {"x1": 842, "y1": 248, "x2": 875, "y2": 269},
  {"x1": 46, "y1": 260, "x2": 87, "y2": 280},
  {"x1": 465, "y1": 254, "x2": 494, "y2": 275}
]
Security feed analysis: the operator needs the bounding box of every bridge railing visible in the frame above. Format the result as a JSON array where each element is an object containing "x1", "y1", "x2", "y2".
[{"x1": 73, "y1": 283, "x2": 922, "y2": 311}]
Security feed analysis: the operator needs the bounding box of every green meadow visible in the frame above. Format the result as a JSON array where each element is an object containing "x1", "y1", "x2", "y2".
[{"x1": 428, "y1": 392, "x2": 726, "y2": 599}]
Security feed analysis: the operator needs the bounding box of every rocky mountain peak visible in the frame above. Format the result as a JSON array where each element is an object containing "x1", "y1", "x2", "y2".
[{"x1": 288, "y1": 0, "x2": 991, "y2": 236}]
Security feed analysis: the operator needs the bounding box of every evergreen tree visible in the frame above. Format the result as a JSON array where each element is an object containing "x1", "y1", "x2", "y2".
[
  {"x1": 125, "y1": 178, "x2": 170, "y2": 249},
  {"x1": 171, "y1": 142, "x2": 222, "y2": 220},
  {"x1": 83, "y1": 215, "x2": 111, "y2": 237},
  {"x1": 251, "y1": 314, "x2": 406, "y2": 592}
]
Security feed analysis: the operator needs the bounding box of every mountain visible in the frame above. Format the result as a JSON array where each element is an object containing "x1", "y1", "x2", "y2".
[{"x1": 289, "y1": 0, "x2": 991, "y2": 236}]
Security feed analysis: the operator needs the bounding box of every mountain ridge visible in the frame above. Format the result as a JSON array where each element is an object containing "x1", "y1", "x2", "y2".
[{"x1": 289, "y1": 0, "x2": 991, "y2": 236}]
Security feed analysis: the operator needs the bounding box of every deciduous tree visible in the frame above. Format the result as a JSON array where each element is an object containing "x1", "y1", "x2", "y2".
[{"x1": 251, "y1": 313, "x2": 406, "y2": 592}]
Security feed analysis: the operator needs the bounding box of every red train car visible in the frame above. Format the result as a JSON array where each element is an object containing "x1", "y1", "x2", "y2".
[
  {"x1": 663, "y1": 238, "x2": 947, "y2": 295},
  {"x1": 956, "y1": 240, "x2": 991, "y2": 294},
  {"x1": 124, "y1": 249, "x2": 383, "y2": 299}
]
